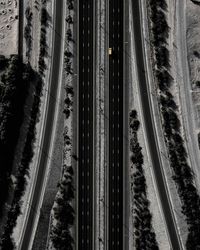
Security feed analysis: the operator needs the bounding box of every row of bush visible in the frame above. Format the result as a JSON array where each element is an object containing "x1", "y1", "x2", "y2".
[
  {"x1": 38, "y1": 6, "x2": 51, "y2": 75},
  {"x1": 24, "y1": 6, "x2": 33, "y2": 60},
  {"x1": 130, "y1": 110, "x2": 159, "y2": 249},
  {"x1": 49, "y1": 1, "x2": 75, "y2": 249},
  {"x1": 50, "y1": 164, "x2": 75, "y2": 250},
  {"x1": 147, "y1": 0, "x2": 200, "y2": 248}
]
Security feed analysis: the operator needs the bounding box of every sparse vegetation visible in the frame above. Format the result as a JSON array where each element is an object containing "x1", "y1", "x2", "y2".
[
  {"x1": 130, "y1": 110, "x2": 159, "y2": 249},
  {"x1": 147, "y1": 0, "x2": 200, "y2": 248}
]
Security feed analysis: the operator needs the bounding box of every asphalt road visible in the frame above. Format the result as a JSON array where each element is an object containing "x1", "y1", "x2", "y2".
[
  {"x1": 78, "y1": 0, "x2": 94, "y2": 249},
  {"x1": 19, "y1": 0, "x2": 64, "y2": 249},
  {"x1": 131, "y1": 0, "x2": 182, "y2": 249},
  {"x1": 108, "y1": 0, "x2": 124, "y2": 248}
]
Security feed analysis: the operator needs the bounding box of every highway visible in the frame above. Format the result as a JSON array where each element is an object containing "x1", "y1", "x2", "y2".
[
  {"x1": 18, "y1": 0, "x2": 64, "y2": 249},
  {"x1": 108, "y1": 0, "x2": 124, "y2": 249},
  {"x1": 78, "y1": 0, "x2": 94, "y2": 249},
  {"x1": 131, "y1": 0, "x2": 182, "y2": 249}
]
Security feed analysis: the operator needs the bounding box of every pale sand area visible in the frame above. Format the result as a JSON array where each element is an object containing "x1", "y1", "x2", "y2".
[{"x1": 0, "y1": 0, "x2": 18, "y2": 56}]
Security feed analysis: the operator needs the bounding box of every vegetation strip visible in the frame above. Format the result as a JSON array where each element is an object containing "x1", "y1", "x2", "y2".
[
  {"x1": 0, "y1": 55, "x2": 30, "y2": 219},
  {"x1": 130, "y1": 110, "x2": 159, "y2": 249},
  {"x1": 48, "y1": 0, "x2": 75, "y2": 249},
  {"x1": 0, "y1": 0, "x2": 52, "y2": 247},
  {"x1": 147, "y1": 0, "x2": 200, "y2": 248}
]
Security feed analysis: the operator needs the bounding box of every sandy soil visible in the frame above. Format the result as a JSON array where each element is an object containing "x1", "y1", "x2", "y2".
[{"x1": 0, "y1": 0, "x2": 18, "y2": 56}]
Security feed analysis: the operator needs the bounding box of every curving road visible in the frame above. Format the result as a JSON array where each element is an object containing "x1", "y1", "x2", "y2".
[
  {"x1": 131, "y1": 0, "x2": 182, "y2": 249},
  {"x1": 18, "y1": 0, "x2": 64, "y2": 249}
]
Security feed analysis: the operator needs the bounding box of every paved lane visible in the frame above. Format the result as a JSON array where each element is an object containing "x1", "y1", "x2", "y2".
[
  {"x1": 78, "y1": 0, "x2": 94, "y2": 249},
  {"x1": 109, "y1": 0, "x2": 124, "y2": 248}
]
